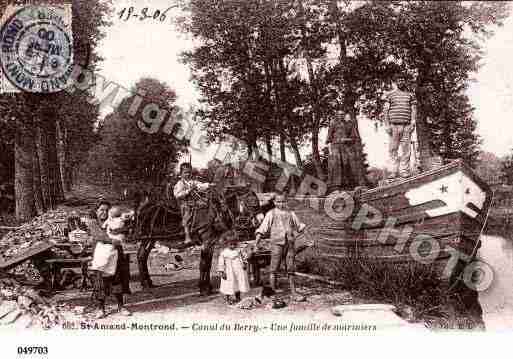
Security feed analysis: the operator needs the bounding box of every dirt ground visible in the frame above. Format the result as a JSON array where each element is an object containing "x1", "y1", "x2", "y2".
[
  {"x1": 53, "y1": 245, "x2": 359, "y2": 323},
  {"x1": 50, "y1": 254, "x2": 420, "y2": 334}
]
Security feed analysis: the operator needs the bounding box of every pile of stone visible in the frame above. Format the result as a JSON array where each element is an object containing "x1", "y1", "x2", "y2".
[
  {"x1": 0, "y1": 277, "x2": 64, "y2": 329},
  {"x1": 0, "y1": 210, "x2": 71, "y2": 263}
]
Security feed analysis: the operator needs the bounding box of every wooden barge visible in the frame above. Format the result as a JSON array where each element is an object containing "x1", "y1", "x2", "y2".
[{"x1": 315, "y1": 160, "x2": 493, "y2": 277}]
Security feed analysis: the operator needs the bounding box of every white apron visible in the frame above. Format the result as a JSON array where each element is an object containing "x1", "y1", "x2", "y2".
[{"x1": 90, "y1": 242, "x2": 118, "y2": 276}]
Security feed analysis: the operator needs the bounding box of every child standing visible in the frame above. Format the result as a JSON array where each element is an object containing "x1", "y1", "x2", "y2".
[
  {"x1": 102, "y1": 207, "x2": 131, "y2": 243},
  {"x1": 255, "y1": 193, "x2": 306, "y2": 302},
  {"x1": 217, "y1": 237, "x2": 250, "y2": 305}
]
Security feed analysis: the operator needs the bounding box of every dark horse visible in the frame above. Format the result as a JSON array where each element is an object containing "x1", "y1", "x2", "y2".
[{"x1": 132, "y1": 185, "x2": 269, "y2": 294}]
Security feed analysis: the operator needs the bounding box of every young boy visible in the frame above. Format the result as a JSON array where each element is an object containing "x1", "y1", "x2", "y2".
[
  {"x1": 173, "y1": 163, "x2": 213, "y2": 244},
  {"x1": 255, "y1": 193, "x2": 306, "y2": 301}
]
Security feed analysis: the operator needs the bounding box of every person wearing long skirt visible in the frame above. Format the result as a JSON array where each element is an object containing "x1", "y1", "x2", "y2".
[
  {"x1": 217, "y1": 238, "x2": 250, "y2": 305},
  {"x1": 86, "y1": 203, "x2": 132, "y2": 319}
]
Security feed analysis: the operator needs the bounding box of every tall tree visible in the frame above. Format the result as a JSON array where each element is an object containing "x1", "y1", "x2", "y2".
[
  {"x1": 0, "y1": 0, "x2": 112, "y2": 220},
  {"x1": 180, "y1": 0, "x2": 509, "y2": 189},
  {"x1": 14, "y1": 115, "x2": 36, "y2": 221},
  {"x1": 86, "y1": 78, "x2": 186, "y2": 187},
  {"x1": 380, "y1": 1, "x2": 509, "y2": 169}
]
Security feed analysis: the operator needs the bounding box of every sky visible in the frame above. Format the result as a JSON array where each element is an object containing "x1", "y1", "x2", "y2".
[{"x1": 97, "y1": 0, "x2": 513, "y2": 169}]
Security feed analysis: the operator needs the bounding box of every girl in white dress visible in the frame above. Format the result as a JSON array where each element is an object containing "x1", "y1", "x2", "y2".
[{"x1": 217, "y1": 238, "x2": 250, "y2": 304}]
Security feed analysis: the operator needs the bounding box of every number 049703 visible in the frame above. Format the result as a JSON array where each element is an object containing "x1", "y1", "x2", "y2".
[{"x1": 17, "y1": 346, "x2": 48, "y2": 355}]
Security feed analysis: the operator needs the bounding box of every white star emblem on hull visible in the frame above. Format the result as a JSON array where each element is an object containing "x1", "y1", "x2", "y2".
[{"x1": 405, "y1": 171, "x2": 486, "y2": 218}]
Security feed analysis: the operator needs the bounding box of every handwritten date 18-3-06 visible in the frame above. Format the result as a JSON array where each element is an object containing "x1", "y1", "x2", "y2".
[{"x1": 118, "y1": 6, "x2": 178, "y2": 22}]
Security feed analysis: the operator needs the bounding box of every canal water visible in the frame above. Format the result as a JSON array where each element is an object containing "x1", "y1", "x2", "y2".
[{"x1": 478, "y1": 234, "x2": 513, "y2": 331}]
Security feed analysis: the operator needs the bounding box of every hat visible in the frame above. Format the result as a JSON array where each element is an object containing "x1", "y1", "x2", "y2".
[
  {"x1": 274, "y1": 193, "x2": 288, "y2": 202},
  {"x1": 180, "y1": 162, "x2": 192, "y2": 173},
  {"x1": 392, "y1": 73, "x2": 405, "y2": 82},
  {"x1": 227, "y1": 237, "x2": 238, "y2": 245}
]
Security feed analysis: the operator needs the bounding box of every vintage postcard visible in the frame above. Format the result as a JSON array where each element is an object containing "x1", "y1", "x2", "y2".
[{"x1": 1, "y1": 0, "x2": 513, "y2": 357}]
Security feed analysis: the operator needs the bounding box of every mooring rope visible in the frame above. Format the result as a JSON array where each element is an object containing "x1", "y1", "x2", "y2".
[
  {"x1": 446, "y1": 189, "x2": 496, "y2": 294},
  {"x1": 470, "y1": 189, "x2": 495, "y2": 259}
]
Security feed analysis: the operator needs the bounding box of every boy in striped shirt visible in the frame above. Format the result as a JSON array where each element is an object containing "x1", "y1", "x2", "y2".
[{"x1": 383, "y1": 74, "x2": 417, "y2": 178}]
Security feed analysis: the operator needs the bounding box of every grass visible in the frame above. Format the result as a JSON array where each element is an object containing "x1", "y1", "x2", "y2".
[{"x1": 296, "y1": 247, "x2": 485, "y2": 330}]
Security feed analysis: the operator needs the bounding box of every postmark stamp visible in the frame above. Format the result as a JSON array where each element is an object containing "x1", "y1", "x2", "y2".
[{"x1": 0, "y1": 4, "x2": 73, "y2": 93}]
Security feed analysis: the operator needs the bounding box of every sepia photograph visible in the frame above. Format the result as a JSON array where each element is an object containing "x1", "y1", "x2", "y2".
[{"x1": 1, "y1": 0, "x2": 513, "y2": 356}]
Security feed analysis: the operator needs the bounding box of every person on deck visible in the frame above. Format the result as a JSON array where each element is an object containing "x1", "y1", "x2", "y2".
[
  {"x1": 383, "y1": 74, "x2": 417, "y2": 179},
  {"x1": 326, "y1": 110, "x2": 366, "y2": 191},
  {"x1": 255, "y1": 193, "x2": 306, "y2": 302},
  {"x1": 173, "y1": 163, "x2": 213, "y2": 245}
]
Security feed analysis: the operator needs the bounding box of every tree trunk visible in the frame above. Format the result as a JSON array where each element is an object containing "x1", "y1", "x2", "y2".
[
  {"x1": 56, "y1": 120, "x2": 71, "y2": 192},
  {"x1": 32, "y1": 142, "x2": 45, "y2": 215},
  {"x1": 15, "y1": 117, "x2": 36, "y2": 222},
  {"x1": 280, "y1": 134, "x2": 287, "y2": 162},
  {"x1": 265, "y1": 135, "x2": 273, "y2": 161},
  {"x1": 264, "y1": 59, "x2": 279, "y2": 162},
  {"x1": 304, "y1": 56, "x2": 324, "y2": 180},
  {"x1": 247, "y1": 142, "x2": 253, "y2": 160},
  {"x1": 297, "y1": 1, "x2": 324, "y2": 180},
  {"x1": 35, "y1": 123, "x2": 52, "y2": 210},
  {"x1": 46, "y1": 119, "x2": 65, "y2": 203},
  {"x1": 289, "y1": 137, "x2": 303, "y2": 169},
  {"x1": 311, "y1": 127, "x2": 324, "y2": 179},
  {"x1": 415, "y1": 82, "x2": 434, "y2": 171}
]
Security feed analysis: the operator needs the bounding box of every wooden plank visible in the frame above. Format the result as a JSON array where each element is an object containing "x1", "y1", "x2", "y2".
[
  {"x1": 45, "y1": 257, "x2": 91, "y2": 264},
  {"x1": 0, "y1": 242, "x2": 54, "y2": 271},
  {"x1": 320, "y1": 209, "x2": 483, "y2": 240},
  {"x1": 0, "y1": 226, "x2": 21, "y2": 230},
  {"x1": 137, "y1": 233, "x2": 184, "y2": 241}
]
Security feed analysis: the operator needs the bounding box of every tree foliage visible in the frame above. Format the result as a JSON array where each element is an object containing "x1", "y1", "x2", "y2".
[
  {"x1": 180, "y1": 0, "x2": 510, "y2": 179},
  {"x1": 500, "y1": 150, "x2": 513, "y2": 186},
  {"x1": 85, "y1": 78, "x2": 187, "y2": 185},
  {"x1": 374, "y1": 1, "x2": 509, "y2": 167}
]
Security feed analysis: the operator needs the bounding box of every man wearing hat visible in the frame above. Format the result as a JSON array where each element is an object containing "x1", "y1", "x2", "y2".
[{"x1": 173, "y1": 162, "x2": 213, "y2": 244}]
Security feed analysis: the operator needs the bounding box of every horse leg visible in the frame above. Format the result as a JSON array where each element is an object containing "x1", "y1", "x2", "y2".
[
  {"x1": 137, "y1": 239, "x2": 156, "y2": 288},
  {"x1": 199, "y1": 238, "x2": 215, "y2": 296}
]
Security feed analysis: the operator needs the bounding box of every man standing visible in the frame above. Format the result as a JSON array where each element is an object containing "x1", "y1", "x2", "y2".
[
  {"x1": 255, "y1": 193, "x2": 306, "y2": 301},
  {"x1": 383, "y1": 74, "x2": 417, "y2": 179},
  {"x1": 173, "y1": 162, "x2": 211, "y2": 245},
  {"x1": 326, "y1": 110, "x2": 366, "y2": 191},
  {"x1": 213, "y1": 161, "x2": 228, "y2": 191}
]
